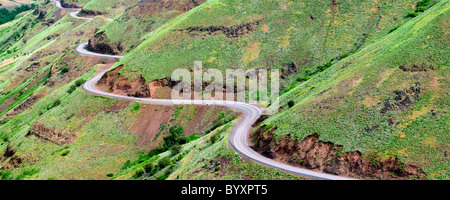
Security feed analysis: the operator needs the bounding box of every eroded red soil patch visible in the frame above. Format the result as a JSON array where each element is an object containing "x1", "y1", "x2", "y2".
[{"x1": 251, "y1": 126, "x2": 425, "y2": 180}]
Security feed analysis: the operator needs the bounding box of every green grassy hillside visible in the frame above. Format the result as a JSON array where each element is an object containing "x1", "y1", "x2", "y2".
[
  {"x1": 110, "y1": 121, "x2": 303, "y2": 180},
  {"x1": 107, "y1": 0, "x2": 428, "y2": 84},
  {"x1": 0, "y1": 1, "x2": 283, "y2": 180},
  {"x1": 0, "y1": 0, "x2": 447, "y2": 180},
  {"x1": 256, "y1": 0, "x2": 449, "y2": 179},
  {"x1": 87, "y1": 0, "x2": 207, "y2": 55}
]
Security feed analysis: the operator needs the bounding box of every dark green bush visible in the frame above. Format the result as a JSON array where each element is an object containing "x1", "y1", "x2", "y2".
[
  {"x1": 121, "y1": 160, "x2": 132, "y2": 170},
  {"x1": 67, "y1": 85, "x2": 77, "y2": 94},
  {"x1": 0, "y1": 4, "x2": 36, "y2": 25},
  {"x1": 61, "y1": 150, "x2": 70, "y2": 156},
  {"x1": 60, "y1": 66, "x2": 69, "y2": 73},
  {"x1": 297, "y1": 76, "x2": 309, "y2": 82},
  {"x1": 210, "y1": 133, "x2": 219, "y2": 144},
  {"x1": 288, "y1": 100, "x2": 295, "y2": 108},
  {"x1": 133, "y1": 168, "x2": 144, "y2": 178},
  {"x1": 158, "y1": 157, "x2": 171, "y2": 169},
  {"x1": 144, "y1": 163, "x2": 154, "y2": 174},
  {"x1": 407, "y1": 12, "x2": 418, "y2": 17},
  {"x1": 131, "y1": 102, "x2": 140, "y2": 111},
  {"x1": 171, "y1": 144, "x2": 182, "y2": 156},
  {"x1": 169, "y1": 126, "x2": 184, "y2": 135}
]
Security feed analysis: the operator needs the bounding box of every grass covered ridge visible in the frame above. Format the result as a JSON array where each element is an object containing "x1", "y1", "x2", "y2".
[{"x1": 258, "y1": 0, "x2": 449, "y2": 179}]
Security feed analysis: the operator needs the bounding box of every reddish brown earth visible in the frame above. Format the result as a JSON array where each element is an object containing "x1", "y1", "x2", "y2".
[
  {"x1": 6, "y1": 95, "x2": 42, "y2": 117},
  {"x1": 96, "y1": 65, "x2": 154, "y2": 98},
  {"x1": 27, "y1": 123, "x2": 77, "y2": 145},
  {"x1": 0, "y1": 94, "x2": 19, "y2": 114},
  {"x1": 251, "y1": 125, "x2": 425, "y2": 180},
  {"x1": 78, "y1": 9, "x2": 104, "y2": 17},
  {"x1": 96, "y1": 65, "x2": 273, "y2": 101},
  {"x1": 60, "y1": 1, "x2": 82, "y2": 9},
  {"x1": 130, "y1": 104, "x2": 232, "y2": 150}
]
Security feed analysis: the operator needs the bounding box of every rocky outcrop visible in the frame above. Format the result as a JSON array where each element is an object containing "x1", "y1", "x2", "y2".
[
  {"x1": 178, "y1": 20, "x2": 263, "y2": 38},
  {"x1": 86, "y1": 0, "x2": 208, "y2": 55},
  {"x1": 78, "y1": 9, "x2": 104, "y2": 17},
  {"x1": 280, "y1": 62, "x2": 298, "y2": 79},
  {"x1": 97, "y1": 66, "x2": 154, "y2": 98},
  {"x1": 6, "y1": 95, "x2": 41, "y2": 117},
  {"x1": 399, "y1": 63, "x2": 435, "y2": 72},
  {"x1": 87, "y1": 31, "x2": 120, "y2": 55},
  {"x1": 251, "y1": 125, "x2": 425, "y2": 179},
  {"x1": 1, "y1": 146, "x2": 25, "y2": 170},
  {"x1": 380, "y1": 82, "x2": 421, "y2": 114},
  {"x1": 27, "y1": 123, "x2": 76, "y2": 145}
]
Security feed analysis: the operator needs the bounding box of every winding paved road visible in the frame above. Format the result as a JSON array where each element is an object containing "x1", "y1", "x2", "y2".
[
  {"x1": 50, "y1": 0, "x2": 112, "y2": 21},
  {"x1": 53, "y1": 0, "x2": 356, "y2": 180}
]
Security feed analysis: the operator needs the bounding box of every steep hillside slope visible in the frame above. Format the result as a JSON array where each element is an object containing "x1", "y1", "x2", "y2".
[
  {"x1": 252, "y1": 0, "x2": 449, "y2": 180},
  {"x1": 100, "y1": 0, "x2": 428, "y2": 88},
  {"x1": 61, "y1": 0, "x2": 140, "y2": 17},
  {"x1": 0, "y1": 0, "x2": 447, "y2": 180},
  {"x1": 87, "y1": 0, "x2": 207, "y2": 55}
]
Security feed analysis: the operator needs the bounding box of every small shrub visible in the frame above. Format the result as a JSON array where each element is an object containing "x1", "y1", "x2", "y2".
[
  {"x1": 416, "y1": 6, "x2": 426, "y2": 12},
  {"x1": 186, "y1": 134, "x2": 200, "y2": 142},
  {"x1": 106, "y1": 173, "x2": 114, "y2": 177},
  {"x1": 61, "y1": 150, "x2": 70, "y2": 156},
  {"x1": 46, "y1": 100, "x2": 61, "y2": 111},
  {"x1": 338, "y1": 53, "x2": 349, "y2": 60},
  {"x1": 122, "y1": 160, "x2": 132, "y2": 170},
  {"x1": 133, "y1": 168, "x2": 144, "y2": 178},
  {"x1": 264, "y1": 124, "x2": 273, "y2": 132},
  {"x1": 388, "y1": 24, "x2": 402, "y2": 33},
  {"x1": 1, "y1": 134, "x2": 9, "y2": 143},
  {"x1": 155, "y1": 174, "x2": 168, "y2": 180},
  {"x1": 158, "y1": 157, "x2": 171, "y2": 169},
  {"x1": 407, "y1": 12, "x2": 418, "y2": 18},
  {"x1": 16, "y1": 168, "x2": 40, "y2": 180},
  {"x1": 75, "y1": 79, "x2": 85, "y2": 87},
  {"x1": 1, "y1": 171, "x2": 12, "y2": 180},
  {"x1": 60, "y1": 66, "x2": 69, "y2": 73},
  {"x1": 287, "y1": 100, "x2": 295, "y2": 108},
  {"x1": 171, "y1": 145, "x2": 182, "y2": 156},
  {"x1": 144, "y1": 163, "x2": 154, "y2": 174},
  {"x1": 131, "y1": 102, "x2": 140, "y2": 111},
  {"x1": 297, "y1": 76, "x2": 309, "y2": 82},
  {"x1": 67, "y1": 85, "x2": 77, "y2": 94},
  {"x1": 169, "y1": 126, "x2": 184, "y2": 135},
  {"x1": 210, "y1": 133, "x2": 219, "y2": 144},
  {"x1": 305, "y1": 70, "x2": 313, "y2": 76},
  {"x1": 66, "y1": 113, "x2": 75, "y2": 120}
]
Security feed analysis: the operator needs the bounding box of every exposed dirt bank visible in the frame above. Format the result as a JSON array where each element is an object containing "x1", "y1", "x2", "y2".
[
  {"x1": 27, "y1": 123, "x2": 76, "y2": 145},
  {"x1": 1, "y1": 146, "x2": 25, "y2": 170},
  {"x1": 177, "y1": 20, "x2": 263, "y2": 38},
  {"x1": 251, "y1": 126, "x2": 425, "y2": 180},
  {"x1": 130, "y1": 104, "x2": 233, "y2": 150},
  {"x1": 78, "y1": 9, "x2": 104, "y2": 17},
  {"x1": 96, "y1": 65, "x2": 176, "y2": 98}
]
